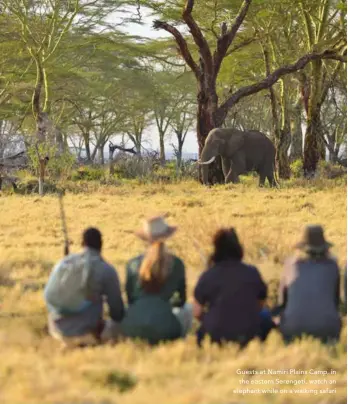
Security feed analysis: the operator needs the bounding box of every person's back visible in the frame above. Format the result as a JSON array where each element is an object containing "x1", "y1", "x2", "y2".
[
  {"x1": 121, "y1": 295, "x2": 181, "y2": 345},
  {"x1": 196, "y1": 260, "x2": 266, "y2": 343},
  {"x1": 280, "y1": 257, "x2": 341, "y2": 340},
  {"x1": 45, "y1": 228, "x2": 124, "y2": 345},
  {"x1": 193, "y1": 228, "x2": 270, "y2": 346},
  {"x1": 121, "y1": 216, "x2": 191, "y2": 344},
  {"x1": 126, "y1": 253, "x2": 186, "y2": 307},
  {"x1": 279, "y1": 225, "x2": 341, "y2": 343}
]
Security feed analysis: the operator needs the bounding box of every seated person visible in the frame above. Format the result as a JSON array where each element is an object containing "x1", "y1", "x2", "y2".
[
  {"x1": 121, "y1": 216, "x2": 192, "y2": 344},
  {"x1": 278, "y1": 225, "x2": 341, "y2": 344},
  {"x1": 193, "y1": 228, "x2": 273, "y2": 347},
  {"x1": 44, "y1": 228, "x2": 125, "y2": 348}
]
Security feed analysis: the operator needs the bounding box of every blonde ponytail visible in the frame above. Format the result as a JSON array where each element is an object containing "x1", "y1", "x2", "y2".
[{"x1": 139, "y1": 242, "x2": 171, "y2": 292}]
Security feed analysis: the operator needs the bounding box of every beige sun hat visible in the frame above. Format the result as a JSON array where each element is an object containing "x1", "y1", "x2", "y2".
[
  {"x1": 295, "y1": 225, "x2": 333, "y2": 253},
  {"x1": 135, "y1": 216, "x2": 177, "y2": 243}
]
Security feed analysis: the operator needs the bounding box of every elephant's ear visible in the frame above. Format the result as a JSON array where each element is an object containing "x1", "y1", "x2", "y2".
[{"x1": 228, "y1": 131, "x2": 245, "y2": 154}]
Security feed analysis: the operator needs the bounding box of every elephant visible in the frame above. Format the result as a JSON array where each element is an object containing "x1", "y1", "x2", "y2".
[{"x1": 198, "y1": 127, "x2": 277, "y2": 187}]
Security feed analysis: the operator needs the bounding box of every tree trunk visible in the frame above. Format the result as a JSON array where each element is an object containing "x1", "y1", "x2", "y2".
[
  {"x1": 83, "y1": 134, "x2": 92, "y2": 162},
  {"x1": 135, "y1": 141, "x2": 142, "y2": 156},
  {"x1": 290, "y1": 100, "x2": 303, "y2": 161},
  {"x1": 197, "y1": 89, "x2": 224, "y2": 185},
  {"x1": 99, "y1": 146, "x2": 104, "y2": 165},
  {"x1": 277, "y1": 129, "x2": 291, "y2": 179},
  {"x1": 303, "y1": 108, "x2": 321, "y2": 176},
  {"x1": 328, "y1": 130, "x2": 337, "y2": 163},
  {"x1": 159, "y1": 133, "x2": 165, "y2": 165},
  {"x1": 38, "y1": 158, "x2": 46, "y2": 196}
]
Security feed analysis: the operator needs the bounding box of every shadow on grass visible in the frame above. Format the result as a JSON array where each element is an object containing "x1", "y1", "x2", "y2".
[{"x1": 84, "y1": 369, "x2": 137, "y2": 393}]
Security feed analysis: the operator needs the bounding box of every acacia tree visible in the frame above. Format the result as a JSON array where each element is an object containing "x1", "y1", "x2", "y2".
[
  {"x1": 297, "y1": 0, "x2": 346, "y2": 175},
  {"x1": 152, "y1": 0, "x2": 346, "y2": 183}
]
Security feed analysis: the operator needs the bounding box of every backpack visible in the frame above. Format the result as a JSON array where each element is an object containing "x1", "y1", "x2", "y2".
[{"x1": 44, "y1": 250, "x2": 99, "y2": 314}]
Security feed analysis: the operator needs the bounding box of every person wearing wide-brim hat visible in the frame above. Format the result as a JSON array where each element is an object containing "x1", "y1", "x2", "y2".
[
  {"x1": 134, "y1": 216, "x2": 177, "y2": 243},
  {"x1": 121, "y1": 216, "x2": 192, "y2": 345},
  {"x1": 294, "y1": 224, "x2": 334, "y2": 254},
  {"x1": 277, "y1": 224, "x2": 342, "y2": 344}
]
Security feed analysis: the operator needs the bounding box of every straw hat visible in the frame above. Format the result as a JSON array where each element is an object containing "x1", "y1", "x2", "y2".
[
  {"x1": 295, "y1": 225, "x2": 333, "y2": 253},
  {"x1": 135, "y1": 216, "x2": 177, "y2": 242}
]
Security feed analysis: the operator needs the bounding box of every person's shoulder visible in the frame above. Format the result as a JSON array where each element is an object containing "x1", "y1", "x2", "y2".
[
  {"x1": 198, "y1": 264, "x2": 218, "y2": 281},
  {"x1": 172, "y1": 255, "x2": 185, "y2": 270},
  {"x1": 56, "y1": 252, "x2": 82, "y2": 267},
  {"x1": 242, "y1": 262, "x2": 261, "y2": 275},
  {"x1": 126, "y1": 254, "x2": 143, "y2": 273}
]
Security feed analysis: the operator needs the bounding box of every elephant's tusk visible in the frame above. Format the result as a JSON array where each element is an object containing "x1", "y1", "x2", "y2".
[{"x1": 197, "y1": 156, "x2": 216, "y2": 165}]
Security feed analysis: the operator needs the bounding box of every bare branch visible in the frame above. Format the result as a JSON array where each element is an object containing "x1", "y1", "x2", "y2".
[
  {"x1": 182, "y1": 0, "x2": 213, "y2": 74},
  {"x1": 153, "y1": 20, "x2": 200, "y2": 77},
  {"x1": 226, "y1": 36, "x2": 257, "y2": 56},
  {"x1": 217, "y1": 50, "x2": 347, "y2": 125},
  {"x1": 213, "y1": 0, "x2": 252, "y2": 75},
  {"x1": 109, "y1": 142, "x2": 137, "y2": 155}
]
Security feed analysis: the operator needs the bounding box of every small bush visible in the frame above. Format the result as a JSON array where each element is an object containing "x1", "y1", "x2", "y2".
[
  {"x1": 317, "y1": 160, "x2": 347, "y2": 179},
  {"x1": 290, "y1": 159, "x2": 303, "y2": 178},
  {"x1": 46, "y1": 152, "x2": 75, "y2": 181},
  {"x1": 70, "y1": 165, "x2": 106, "y2": 181}
]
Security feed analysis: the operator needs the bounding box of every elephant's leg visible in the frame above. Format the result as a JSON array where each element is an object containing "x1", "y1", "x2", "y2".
[
  {"x1": 267, "y1": 173, "x2": 276, "y2": 187},
  {"x1": 229, "y1": 152, "x2": 246, "y2": 184},
  {"x1": 222, "y1": 157, "x2": 233, "y2": 183},
  {"x1": 259, "y1": 172, "x2": 266, "y2": 187}
]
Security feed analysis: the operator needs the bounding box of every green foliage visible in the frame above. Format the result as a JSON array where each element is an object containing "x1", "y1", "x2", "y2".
[
  {"x1": 46, "y1": 152, "x2": 76, "y2": 181},
  {"x1": 317, "y1": 160, "x2": 347, "y2": 180},
  {"x1": 290, "y1": 159, "x2": 304, "y2": 178},
  {"x1": 84, "y1": 369, "x2": 137, "y2": 393},
  {"x1": 26, "y1": 143, "x2": 57, "y2": 172},
  {"x1": 70, "y1": 166, "x2": 106, "y2": 182}
]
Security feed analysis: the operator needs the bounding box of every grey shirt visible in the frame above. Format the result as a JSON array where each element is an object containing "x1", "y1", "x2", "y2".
[
  {"x1": 279, "y1": 256, "x2": 341, "y2": 340},
  {"x1": 48, "y1": 248, "x2": 125, "y2": 337}
]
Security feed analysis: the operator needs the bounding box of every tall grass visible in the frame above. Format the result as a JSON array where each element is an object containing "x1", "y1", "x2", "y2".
[{"x1": 0, "y1": 180, "x2": 346, "y2": 404}]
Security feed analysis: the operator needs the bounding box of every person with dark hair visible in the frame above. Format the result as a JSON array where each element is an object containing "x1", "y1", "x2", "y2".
[
  {"x1": 278, "y1": 225, "x2": 341, "y2": 344},
  {"x1": 121, "y1": 216, "x2": 192, "y2": 345},
  {"x1": 44, "y1": 227, "x2": 125, "y2": 348},
  {"x1": 193, "y1": 228, "x2": 273, "y2": 347}
]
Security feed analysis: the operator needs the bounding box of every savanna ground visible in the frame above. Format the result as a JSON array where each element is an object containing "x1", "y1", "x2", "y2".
[{"x1": 0, "y1": 177, "x2": 346, "y2": 404}]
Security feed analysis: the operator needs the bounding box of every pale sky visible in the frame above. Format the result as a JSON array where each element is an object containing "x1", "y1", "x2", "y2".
[{"x1": 108, "y1": 7, "x2": 199, "y2": 155}]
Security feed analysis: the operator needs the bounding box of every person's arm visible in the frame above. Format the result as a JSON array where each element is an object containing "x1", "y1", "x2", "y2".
[
  {"x1": 176, "y1": 259, "x2": 187, "y2": 307},
  {"x1": 125, "y1": 263, "x2": 135, "y2": 305},
  {"x1": 193, "y1": 299, "x2": 204, "y2": 321},
  {"x1": 103, "y1": 265, "x2": 125, "y2": 322},
  {"x1": 277, "y1": 271, "x2": 288, "y2": 310},
  {"x1": 344, "y1": 265, "x2": 347, "y2": 312},
  {"x1": 254, "y1": 267, "x2": 268, "y2": 309},
  {"x1": 193, "y1": 270, "x2": 212, "y2": 321},
  {"x1": 335, "y1": 275, "x2": 340, "y2": 310}
]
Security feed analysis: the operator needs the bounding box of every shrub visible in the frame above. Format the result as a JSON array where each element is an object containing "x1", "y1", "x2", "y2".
[
  {"x1": 70, "y1": 165, "x2": 106, "y2": 181},
  {"x1": 290, "y1": 159, "x2": 303, "y2": 178},
  {"x1": 46, "y1": 152, "x2": 75, "y2": 181},
  {"x1": 317, "y1": 160, "x2": 347, "y2": 179}
]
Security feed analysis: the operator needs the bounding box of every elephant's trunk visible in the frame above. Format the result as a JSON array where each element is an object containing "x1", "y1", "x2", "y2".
[{"x1": 198, "y1": 156, "x2": 216, "y2": 165}]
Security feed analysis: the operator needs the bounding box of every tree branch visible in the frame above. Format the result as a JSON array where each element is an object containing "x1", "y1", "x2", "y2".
[
  {"x1": 217, "y1": 50, "x2": 347, "y2": 125},
  {"x1": 226, "y1": 36, "x2": 257, "y2": 56},
  {"x1": 109, "y1": 142, "x2": 137, "y2": 155},
  {"x1": 153, "y1": 20, "x2": 200, "y2": 78},
  {"x1": 214, "y1": 0, "x2": 252, "y2": 75},
  {"x1": 182, "y1": 0, "x2": 213, "y2": 74}
]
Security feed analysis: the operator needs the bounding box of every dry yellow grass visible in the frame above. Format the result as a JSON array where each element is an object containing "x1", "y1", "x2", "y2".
[{"x1": 0, "y1": 180, "x2": 346, "y2": 404}]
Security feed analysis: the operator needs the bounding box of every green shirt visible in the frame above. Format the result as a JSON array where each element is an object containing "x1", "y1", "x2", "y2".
[
  {"x1": 121, "y1": 254, "x2": 187, "y2": 344},
  {"x1": 125, "y1": 254, "x2": 187, "y2": 307}
]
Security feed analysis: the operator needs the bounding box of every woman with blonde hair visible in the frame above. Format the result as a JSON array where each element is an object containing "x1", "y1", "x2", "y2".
[{"x1": 121, "y1": 216, "x2": 192, "y2": 345}]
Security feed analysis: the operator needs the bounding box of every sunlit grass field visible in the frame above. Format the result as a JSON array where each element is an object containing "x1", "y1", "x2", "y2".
[{"x1": 0, "y1": 179, "x2": 346, "y2": 404}]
